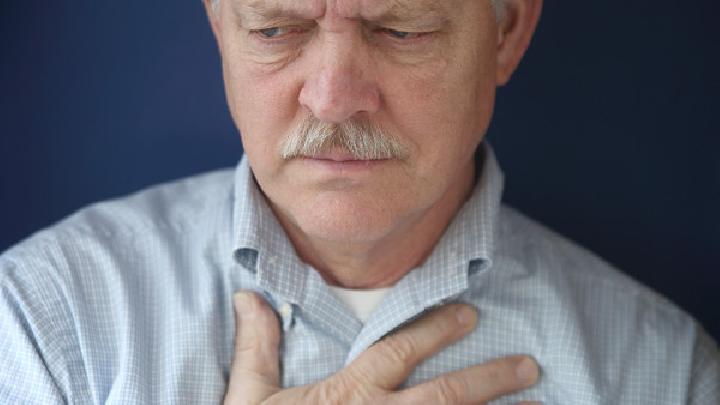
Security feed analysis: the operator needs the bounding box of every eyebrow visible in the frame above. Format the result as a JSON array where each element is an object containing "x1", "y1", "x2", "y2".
[
  {"x1": 234, "y1": 0, "x2": 319, "y2": 26},
  {"x1": 234, "y1": 0, "x2": 452, "y2": 29},
  {"x1": 367, "y1": 0, "x2": 451, "y2": 27}
]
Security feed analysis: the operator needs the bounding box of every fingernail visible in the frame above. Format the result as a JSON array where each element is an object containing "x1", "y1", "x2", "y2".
[
  {"x1": 455, "y1": 305, "x2": 476, "y2": 325},
  {"x1": 515, "y1": 357, "x2": 539, "y2": 385}
]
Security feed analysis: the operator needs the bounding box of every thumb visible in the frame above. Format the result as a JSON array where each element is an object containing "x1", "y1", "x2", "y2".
[{"x1": 224, "y1": 291, "x2": 282, "y2": 405}]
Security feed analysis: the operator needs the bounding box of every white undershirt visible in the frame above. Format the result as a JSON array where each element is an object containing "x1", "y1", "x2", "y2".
[{"x1": 329, "y1": 286, "x2": 392, "y2": 323}]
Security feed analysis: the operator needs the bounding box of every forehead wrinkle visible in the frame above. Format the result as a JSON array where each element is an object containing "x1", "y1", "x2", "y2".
[
  {"x1": 362, "y1": 0, "x2": 450, "y2": 22},
  {"x1": 234, "y1": 0, "x2": 455, "y2": 28},
  {"x1": 235, "y1": 0, "x2": 323, "y2": 22}
]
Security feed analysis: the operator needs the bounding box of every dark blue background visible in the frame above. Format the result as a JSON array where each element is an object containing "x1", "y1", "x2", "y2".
[{"x1": 1, "y1": 2, "x2": 718, "y2": 340}]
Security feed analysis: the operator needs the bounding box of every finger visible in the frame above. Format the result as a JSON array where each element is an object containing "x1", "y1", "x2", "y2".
[
  {"x1": 396, "y1": 355, "x2": 540, "y2": 404},
  {"x1": 343, "y1": 304, "x2": 478, "y2": 390},
  {"x1": 224, "y1": 291, "x2": 281, "y2": 405}
]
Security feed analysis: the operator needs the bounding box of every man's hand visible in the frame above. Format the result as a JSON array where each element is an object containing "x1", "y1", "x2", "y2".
[{"x1": 225, "y1": 292, "x2": 540, "y2": 405}]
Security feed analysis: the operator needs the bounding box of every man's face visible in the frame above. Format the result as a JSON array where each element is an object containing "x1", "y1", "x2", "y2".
[{"x1": 212, "y1": 0, "x2": 502, "y2": 243}]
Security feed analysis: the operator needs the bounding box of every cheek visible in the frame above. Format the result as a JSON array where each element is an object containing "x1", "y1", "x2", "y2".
[
  {"x1": 230, "y1": 66, "x2": 297, "y2": 129},
  {"x1": 223, "y1": 59, "x2": 304, "y2": 170},
  {"x1": 373, "y1": 53, "x2": 496, "y2": 202},
  {"x1": 380, "y1": 61, "x2": 493, "y2": 156}
]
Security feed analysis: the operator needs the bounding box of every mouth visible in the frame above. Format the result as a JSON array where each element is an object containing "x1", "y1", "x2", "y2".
[
  {"x1": 301, "y1": 148, "x2": 392, "y2": 163},
  {"x1": 297, "y1": 149, "x2": 392, "y2": 173}
]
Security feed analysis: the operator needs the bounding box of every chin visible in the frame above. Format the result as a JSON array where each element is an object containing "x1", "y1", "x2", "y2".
[{"x1": 292, "y1": 195, "x2": 402, "y2": 244}]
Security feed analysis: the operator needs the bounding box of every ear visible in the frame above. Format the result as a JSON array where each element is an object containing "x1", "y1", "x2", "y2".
[
  {"x1": 495, "y1": 0, "x2": 543, "y2": 86},
  {"x1": 203, "y1": 0, "x2": 223, "y2": 56}
]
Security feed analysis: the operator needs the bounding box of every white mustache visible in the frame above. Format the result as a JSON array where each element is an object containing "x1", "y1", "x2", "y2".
[{"x1": 280, "y1": 116, "x2": 409, "y2": 161}]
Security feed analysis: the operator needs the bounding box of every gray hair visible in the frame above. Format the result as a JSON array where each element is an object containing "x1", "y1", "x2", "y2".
[
  {"x1": 209, "y1": 0, "x2": 508, "y2": 20},
  {"x1": 491, "y1": 0, "x2": 508, "y2": 21},
  {"x1": 279, "y1": 114, "x2": 409, "y2": 161}
]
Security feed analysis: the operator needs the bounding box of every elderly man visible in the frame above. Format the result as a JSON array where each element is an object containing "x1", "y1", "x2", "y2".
[{"x1": 1, "y1": 0, "x2": 718, "y2": 403}]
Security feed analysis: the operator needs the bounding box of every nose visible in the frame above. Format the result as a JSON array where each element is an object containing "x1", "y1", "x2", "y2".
[{"x1": 298, "y1": 37, "x2": 380, "y2": 123}]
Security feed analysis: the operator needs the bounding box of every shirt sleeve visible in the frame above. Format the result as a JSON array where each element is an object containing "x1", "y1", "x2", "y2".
[
  {"x1": 0, "y1": 258, "x2": 65, "y2": 403},
  {"x1": 688, "y1": 323, "x2": 720, "y2": 404},
  {"x1": 0, "y1": 248, "x2": 91, "y2": 404}
]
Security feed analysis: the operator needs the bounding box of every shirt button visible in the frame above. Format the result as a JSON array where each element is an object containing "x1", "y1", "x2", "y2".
[
  {"x1": 280, "y1": 303, "x2": 292, "y2": 318},
  {"x1": 280, "y1": 303, "x2": 294, "y2": 331}
]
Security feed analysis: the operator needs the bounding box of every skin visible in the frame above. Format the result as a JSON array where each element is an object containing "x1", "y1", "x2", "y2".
[
  {"x1": 203, "y1": 0, "x2": 544, "y2": 402},
  {"x1": 225, "y1": 291, "x2": 541, "y2": 404},
  {"x1": 204, "y1": 0, "x2": 543, "y2": 289}
]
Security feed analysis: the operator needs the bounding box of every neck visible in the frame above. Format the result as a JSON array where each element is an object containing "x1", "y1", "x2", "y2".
[{"x1": 275, "y1": 159, "x2": 478, "y2": 289}]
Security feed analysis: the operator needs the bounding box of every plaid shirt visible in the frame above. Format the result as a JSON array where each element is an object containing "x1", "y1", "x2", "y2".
[{"x1": 1, "y1": 143, "x2": 718, "y2": 404}]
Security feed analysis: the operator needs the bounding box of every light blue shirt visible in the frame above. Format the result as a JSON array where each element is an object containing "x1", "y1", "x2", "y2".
[{"x1": 1, "y1": 144, "x2": 718, "y2": 404}]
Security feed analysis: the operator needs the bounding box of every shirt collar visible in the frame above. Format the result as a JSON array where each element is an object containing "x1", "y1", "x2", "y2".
[
  {"x1": 231, "y1": 142, "x2": 504, "y2": 301},
  {"x1": 423, "y1": 141, "x2": 504, "y2": 274},
  {"x1": 232, "y1": 157, "x2": 308, "y2": 304}
]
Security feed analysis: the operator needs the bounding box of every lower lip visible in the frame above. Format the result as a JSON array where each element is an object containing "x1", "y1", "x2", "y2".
[{"x1": 300, "y1": 157, "x2": 390, "y2": 173}]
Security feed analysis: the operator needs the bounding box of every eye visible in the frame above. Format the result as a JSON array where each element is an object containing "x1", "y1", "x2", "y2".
[
  {"x1": 386, "y1": 29, "x2": 411, "y2": 39},
  {"x1": 381, "y1": 28, "x2": 426, "y2": 41},
  {"x1": 254, "y1": 27, "x2": 289, "y2": 39},
  {"x1": 249, "y1": 25, "x2": 314, "y2": 43}
]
